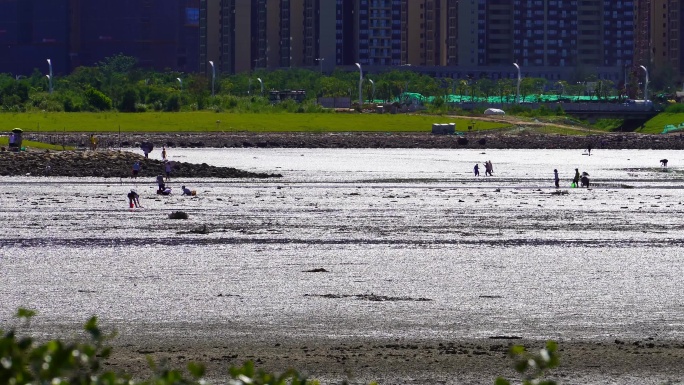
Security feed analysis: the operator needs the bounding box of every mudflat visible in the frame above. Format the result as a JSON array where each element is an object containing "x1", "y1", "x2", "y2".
[
  {"x1": 101, "y1": 331, "x2": 684, "y2": 384},
  {"x1": 3, "y1": 148, "x2": 684, "y2": 385}
]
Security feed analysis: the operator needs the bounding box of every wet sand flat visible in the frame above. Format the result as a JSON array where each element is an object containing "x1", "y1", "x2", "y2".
[{"x1": 1, "y1": 148, "x2": 684, "y2": 384}]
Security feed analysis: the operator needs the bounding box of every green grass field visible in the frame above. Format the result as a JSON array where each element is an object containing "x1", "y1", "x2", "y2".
[
  {"x1": 0, "y1": 137, "x2": 74, "y2": 151},
  {"x1": 640, "y1": 113, "x2": 684, "y2": 134},
  {"x1": 0, "y1": 112, "x2": 510, "y2": 134}
]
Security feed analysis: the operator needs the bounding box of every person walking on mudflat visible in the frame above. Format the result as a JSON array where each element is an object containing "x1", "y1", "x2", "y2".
[
  {"x1": 132, "y1": 161, "x2": 141, "y2": 179},
  {"x1": 484, "y1": 160, "x2": 493, "y2": 176},
  {"x1": 164, "y1": 160, "x2": 173, "y2": 182},
  {"x1": 474, "y1": 163, "x2": 480, "y2": 176},
  {"x1": 554, "y1": 169, "x2": 560, "y2": 188},
  {"x1": 572, "y1": 168, "x2": 580, "y2": 187}
]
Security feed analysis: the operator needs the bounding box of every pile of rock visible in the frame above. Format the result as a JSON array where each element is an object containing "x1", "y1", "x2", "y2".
[
  {"x1": 34, "y1": 131, "x2": 684, "y2": 150},
  {"x1": 0, "y1": 149, "x2": 281, "y2": 178}
]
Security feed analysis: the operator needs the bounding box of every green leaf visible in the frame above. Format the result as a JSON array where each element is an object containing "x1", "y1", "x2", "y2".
[
  {"x1": 545, "y1": 340, "x2": 558, "y2": 353},
  {"x1": 188, "y1": 362, "x2": 206, "y2": 378},
  {"x1": 495, "y1": 377, "x2": 511, "y2": 385},
  {"x1": 84, "y1": 316, "x2": 101, "y2": 340},
  {"x1": 514, "y1": 360, "x2": 529, "y2": 373},
  {"x1": 509, "y1": 345, "x2": 526, "y2": 356},
  {"x1": 16, "y1": 308, "x2": 36, "y2": 319},
  {"x1": 17, "y1": 337, "x2": 33, "y2": 350}
]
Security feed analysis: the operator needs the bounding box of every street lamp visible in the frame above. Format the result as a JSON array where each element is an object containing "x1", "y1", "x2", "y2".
[
  {"x1": 176, "y1": 77, "x2": 182, "y2": 91},
  {"x1": 355, "y1": 63, "x2": 363, "y2": 107},
  {"x1": 316, "y1": 58, "x2": 325, "y2": 74},
  {"x1": 257, "y1": 77, "x2": 264, "y2": 96},
  {"x1": 46, "y1": 59, "x2": 53, "y2": 94},
  {"x1": 639, "y1": 65, "x2": 649, "y2": 101},
  {"x1": 368, "y1": 79, "x2": 375, "y2": 103},
  {"x1": 208, "y1": 61, "x2": 215, "y2": 97},
  {"x1": 513, "y1": 62, "x2": 521, "y2": 104},
  {"x1": 556, "y1": 81, "x2": 564, "y2": 100}
]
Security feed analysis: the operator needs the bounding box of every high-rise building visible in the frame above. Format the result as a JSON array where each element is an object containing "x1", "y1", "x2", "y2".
[
  {"x1": 356, "y1": 0, "x2": 402, "y2": 66},
  {"x1": 4, "y1": 0, "x2": 683, "y2": 85},
  {"x1": 199, "y1": 0, "x2": 344, "y2": 74},
  {"x1": 648, "y1": 0, "x2": 681, "y2": 74},
  {"x1": 483, "y1": 1, "x2": 514, "y2": 66},
  {"x1": 603, "y1": 1, "x2": 635, "y2": 69},
  {"x1": 0, "y1": 0, "x2": 200, "y2": 75},
  {"x1": 0, "y1": 0, "x2": 71, "y2": 75},
  {"x1": 403, "y1": 0, "x2": 447, "y2": 66},
  {"x1": 78, "y1": 0, "x2": 199, "y2": 72}
]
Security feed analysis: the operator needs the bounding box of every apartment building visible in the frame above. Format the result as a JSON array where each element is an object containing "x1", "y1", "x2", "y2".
[
  {"x1": 355, "y1": 0, "x2": 401, "y2": 66},
  {"x1": 648, "y1": 0, "x2": 681, "y2": 74},
  {"x1": 200, "y1": 0, "x2": 341, "y2": 74},
  {"x1": 403, "y1": 0, "x2": 449, "y2": 66},
  {"x1": 603, "y1": 1, "x2": 635, "y2": 69},
  {"x1": 0, "y1": 0, "x2": 71, "y2": 75},
  {"x1": 0, "y1": 0, "x2": 199, "y2": 75},
  {"x1": 78, "y1": 0, "x2": 199, "y2": 72},
  {"x1": 2, "y1": 0, "x2": 681, "y2": 84}
]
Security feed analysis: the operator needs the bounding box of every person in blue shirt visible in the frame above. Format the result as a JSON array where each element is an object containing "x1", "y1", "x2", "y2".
[{"x1": 132, "y1": 161, "x2": 141, "y2": 178}]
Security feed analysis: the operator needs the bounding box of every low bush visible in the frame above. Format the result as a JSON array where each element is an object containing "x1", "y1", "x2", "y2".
[
  {"x1": 2, "y1": 308, "x2": 562, "y2": 385},
  {"x1": 496, "y1": 340, "x2": 560, "y2": 385},
  {"x1": 0, "y1": 309, "x2": 318, "y2": 385}
]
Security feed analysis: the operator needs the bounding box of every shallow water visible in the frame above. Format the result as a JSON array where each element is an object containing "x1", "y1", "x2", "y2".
[{"x1": 1, "y1": 148, "x2": 683, "y2": 342}]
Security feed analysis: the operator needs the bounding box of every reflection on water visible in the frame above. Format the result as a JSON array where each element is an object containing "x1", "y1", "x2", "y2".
[{"x1": 0, "y1": 148, "x2": 683, "y2": 341}]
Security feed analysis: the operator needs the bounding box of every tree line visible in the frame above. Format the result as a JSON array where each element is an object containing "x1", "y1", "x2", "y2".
[{"x1": 0, "y1": 54, "x2": 669, "y2": 114}]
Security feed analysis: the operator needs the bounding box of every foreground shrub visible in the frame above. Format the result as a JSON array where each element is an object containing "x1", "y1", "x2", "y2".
[
  {"x1": 1, "y1": 308, "x2": 318, "y2": 385},
  {"x1": 495, "y1": 340, "x2": 560, "y2": 385},
  {"x1": 3, "y1": 308, "x2": 557, "y2": 385}
]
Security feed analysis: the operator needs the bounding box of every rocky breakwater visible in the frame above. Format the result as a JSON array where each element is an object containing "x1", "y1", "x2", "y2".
[
  {"x1": 51, "y1": 131, "x2": 684, "y2": 150},
  {"x1": 0, "y1": 149, "x2": 281, "y2": 178}
]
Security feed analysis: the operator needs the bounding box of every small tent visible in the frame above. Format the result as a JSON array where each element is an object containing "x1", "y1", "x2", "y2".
[{"x1": 484, "y1": 108, "x2": 505, "y2": 116}]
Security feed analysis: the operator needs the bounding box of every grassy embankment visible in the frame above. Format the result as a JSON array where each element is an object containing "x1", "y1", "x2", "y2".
[
  {"x1": 639, "y1": 113, "x2": 684, "y2": 134},
  {"x1": 0, "y1": 111, "x2": 510, "y2": 134}
]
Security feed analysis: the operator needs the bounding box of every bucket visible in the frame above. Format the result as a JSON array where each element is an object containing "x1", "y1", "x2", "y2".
[{"x1": 129, "y1": 202, "x2": 134, "y2": 208}]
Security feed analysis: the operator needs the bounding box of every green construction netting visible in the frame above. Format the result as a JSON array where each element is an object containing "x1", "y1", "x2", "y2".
[
  {"x1": 393, "y1": 92, "x2": 618, "y2": 103},
  {"x1": 662, "y1": 123, "x2": 684, "y2": 134}
]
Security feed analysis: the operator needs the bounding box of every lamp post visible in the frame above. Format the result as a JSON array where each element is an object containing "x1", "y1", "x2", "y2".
[
  {"x1": 257, "y1": 77, "x2": 264, "y2": 96},
  {"x1": 639, "y1": 65, "x2": 649, "y2": 101},
  {"x1": 513, "y1": 62, "x2": 521, "y2": 104},
  {"x1": 208, "y1": 61, "x2": 215, "y2": 97},
  {"x1": 368, "y1": 79, "x2": 375, "y2": 103},
  {"x1": 355, "y1": 63, "x2": 363, "y2": 107},
  {"x1": 556, "y1": 81, "x2": 564, "y2": 100},
  {"x1": 316, "y1": 58, "x2": 325, "y2": 74},
  {"x1": 46, "y1": 59, "x2": 53, "y2": 94},
  {"x1": 176, "y1": 77, "x2": 182, "y2": 91}
]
